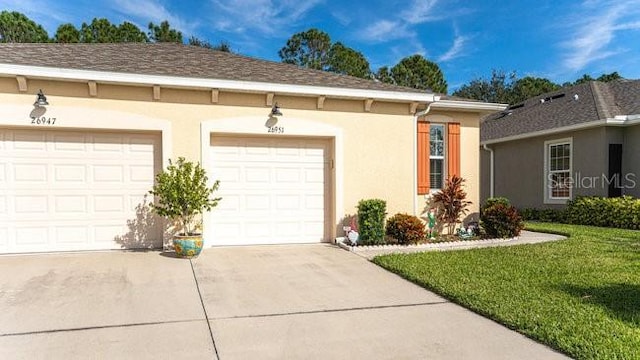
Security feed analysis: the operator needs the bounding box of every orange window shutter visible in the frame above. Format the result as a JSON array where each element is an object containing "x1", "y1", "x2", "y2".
[
  {"x1": 447, "y1": 122, "x2": 461, "y2": 179},
  {"x1": 417, "y1": 121, "x2": 430, "y2": 195}
]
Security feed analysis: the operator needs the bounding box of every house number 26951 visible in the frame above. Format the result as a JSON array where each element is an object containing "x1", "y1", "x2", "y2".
[
  {"x1": 31, "y1": 117, "x2": 57, "y2": 125},
  {"x1": 267, "y1": 126, "x2": 284, "y2": 134}
]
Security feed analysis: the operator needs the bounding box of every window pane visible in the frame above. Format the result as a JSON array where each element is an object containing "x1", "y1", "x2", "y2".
[
  {"x1": 549, "y1": 143, "x2": 570, "y2": 171},
  {"x1": 430, "y1": 159, "x2": 443, "y2": 189},
  {"x1": 551, "y1": 172, "x2": 571, "y2": 198},
  {"x1": 430, "y1": 125, "x2": 444, "y2": 156},
  {"x1": 430, "y1": 125, "x2": 443, "y2": 141}
]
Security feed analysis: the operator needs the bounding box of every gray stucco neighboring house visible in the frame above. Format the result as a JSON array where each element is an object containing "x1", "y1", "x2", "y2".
[{"x1": 480, "y1": 79, "x2": 640, "y2": 209}]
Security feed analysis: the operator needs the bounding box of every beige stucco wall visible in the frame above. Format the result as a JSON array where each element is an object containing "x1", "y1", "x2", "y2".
[{"x1": 0, "y1": 77, "x2": 484, "y2": 237}]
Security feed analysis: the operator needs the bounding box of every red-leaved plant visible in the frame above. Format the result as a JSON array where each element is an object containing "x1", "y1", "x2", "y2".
[{"x1": 432, "y1": 175, "x2": 472, "y2": 235}]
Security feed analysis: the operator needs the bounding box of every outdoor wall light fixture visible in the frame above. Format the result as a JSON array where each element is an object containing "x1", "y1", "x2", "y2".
[
  {"x1": 33, "y1": 89, "x2": 49, "y2": 106},
  {"x1": 270, "y1": 103, "x2": 283, "y2": 116}
]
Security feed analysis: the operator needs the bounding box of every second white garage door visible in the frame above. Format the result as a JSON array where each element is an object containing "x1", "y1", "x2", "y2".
[{"x1": 208, "y1": 136, "x2": 330, "y2": 245}]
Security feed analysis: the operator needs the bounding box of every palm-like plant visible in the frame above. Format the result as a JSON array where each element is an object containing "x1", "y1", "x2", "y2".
[{"x1": 432, "y1": 175, "x2": 472, "y2": 234}]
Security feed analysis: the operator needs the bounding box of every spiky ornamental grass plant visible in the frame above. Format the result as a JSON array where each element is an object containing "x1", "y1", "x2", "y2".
[
  {"x1": 432, "y1": 175, "x2": 472, "y2": 234},
  {"x1": 149, "y1": 157, "x2": 221, "y2": 236}
]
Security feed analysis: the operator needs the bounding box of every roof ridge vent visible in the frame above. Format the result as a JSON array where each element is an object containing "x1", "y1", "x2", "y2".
[{"x1": 540, "y1": 93, "x2": 566, "y2": 103}]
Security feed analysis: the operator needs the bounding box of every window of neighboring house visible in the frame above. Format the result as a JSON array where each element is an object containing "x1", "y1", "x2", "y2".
[
  {"x1": 430, "y1": 124, "x2": 445, "y2": 191},
  {"x1": 545, "y1": 138, "x2": 572, "y2": 203}
]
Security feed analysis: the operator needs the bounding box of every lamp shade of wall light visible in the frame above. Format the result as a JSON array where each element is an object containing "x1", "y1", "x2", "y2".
[
  {"x1": 34, "y1": 89, "x2": 49, "y2": 106},
  {"x1": 270, "y1": 103, "x2": 283, "y2": 116}
]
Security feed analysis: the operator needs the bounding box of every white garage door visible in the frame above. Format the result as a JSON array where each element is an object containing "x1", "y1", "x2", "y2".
[
  {"x1": 208, "y1": 136, "x2": 330, "y2": 245},
  {"x1": 0, "y1": 128, "x2": 162, "y2": 254}
]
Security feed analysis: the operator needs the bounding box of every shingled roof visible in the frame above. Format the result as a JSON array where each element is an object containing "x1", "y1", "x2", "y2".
[
  {"x1": 481, "y1": 79, "x2": 640, "y2": 143},
  {"x1": 0, "y1": 43, "x2": 426, "y2": 94}
]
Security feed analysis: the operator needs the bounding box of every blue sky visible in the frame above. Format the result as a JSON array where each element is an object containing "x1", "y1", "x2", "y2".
[{"x1": 2, "y1": 0, "x2": 640, "y2": 92}]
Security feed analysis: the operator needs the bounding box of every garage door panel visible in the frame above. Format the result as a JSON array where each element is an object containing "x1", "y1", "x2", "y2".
[
  {"x1": 15, "y1": 227, "x2": 48, "y2": 246},
  {"x1": 275, "y1": 167, "x2": 301, "y2": 182},
  {"x1": 0, "y1": 196, "x2": 6, "y2": 214},
  {"x1": 0, "y1": 128, "x2": 162, "y2": 253},
  {"x1": 56, "y1": 227, "x2": 89, "y2": 244},
  {"x1": 54, "y1": 165, "x2": 86, "y2": 182},
  {"x1": 55, "y1": 196, "x2": 87, "y2": 213},
  {"x1": 51, "y1": 134, "x2": 86, "y2": 151},
  {"x1": 12, "y1": 132, "x2": 46, "y2": 150},
  {"x1": 209, "y1": 136, "x2": 330, "y2": 245},
  {"x1": 93, "y1": 165, "x2": 124, "y2": 182},
  {"x1": 13, "y1": 163, "x2": 48, "y2": 182},
  {"x1": 0, "y1": 228, "x2": 6, "y2": 247}
]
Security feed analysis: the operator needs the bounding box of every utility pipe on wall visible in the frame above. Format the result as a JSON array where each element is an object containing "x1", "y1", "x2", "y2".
[
  {"x1": 482, "y1": 144, "x2": 494, "y2": 198},
  {"x1": 413, "y1": 102, "x2": 435, "y2": 216}
]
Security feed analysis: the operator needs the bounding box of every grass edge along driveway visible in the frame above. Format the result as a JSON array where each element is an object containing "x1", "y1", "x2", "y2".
[{"x1": 373, "y1": 223, "x2": 640, "y2": 360}]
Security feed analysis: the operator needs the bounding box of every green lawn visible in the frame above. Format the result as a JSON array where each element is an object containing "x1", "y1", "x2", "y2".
[{"x1": 373, "y1": 223, "x2": 640, "y2": 360}]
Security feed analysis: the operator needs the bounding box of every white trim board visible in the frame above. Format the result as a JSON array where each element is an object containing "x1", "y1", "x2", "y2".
[{"x1": 0, "y1": 63, "x2": 435, "y2": 103}]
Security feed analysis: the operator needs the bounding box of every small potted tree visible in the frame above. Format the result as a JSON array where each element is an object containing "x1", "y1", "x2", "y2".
[{"x1": 149, "y1": 157, "x2": 221, "y2": 258}]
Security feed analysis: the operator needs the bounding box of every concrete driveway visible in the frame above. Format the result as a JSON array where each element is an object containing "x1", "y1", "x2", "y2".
[{"x1": 0, "y1": 244, "x2": 569, "y2": 359}]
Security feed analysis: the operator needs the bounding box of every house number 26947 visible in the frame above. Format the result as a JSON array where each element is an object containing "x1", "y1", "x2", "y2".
[
  {"x1": 267, "y1": 126, "x2": 284, "y2": 134},
  {"x1": 31, "y1": 117, "x2": 57, "y2": 125}
]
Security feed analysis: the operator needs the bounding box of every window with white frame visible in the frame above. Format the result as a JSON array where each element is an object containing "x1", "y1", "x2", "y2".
[
  {"x1": 430, "y1": 124, "x2": 445, "y2": 190},
  {"x1": 545, "y1": 138, "x2": 572, "y2": 202}
]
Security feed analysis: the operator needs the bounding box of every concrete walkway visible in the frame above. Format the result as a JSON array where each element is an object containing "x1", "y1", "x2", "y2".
[
  {"x1": 0, "y1": 245, "x2": 570, "y2": 359},
  {"x1": 343, "y1": 230, "x2": 567, "y2": 259}
]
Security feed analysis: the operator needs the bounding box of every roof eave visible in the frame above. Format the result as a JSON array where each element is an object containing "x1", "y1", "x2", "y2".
[
  {"x1": 481, "y1": 115, "x2": 640, "y2": 145},
  {"x1": 431, "y1": 99, "x2": 508, "y2": 113},
  {"x1": 0, "y1": 63, "x2": 437, "y2": 103}
]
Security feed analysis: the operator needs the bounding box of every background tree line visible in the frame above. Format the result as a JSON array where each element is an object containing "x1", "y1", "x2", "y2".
[
  {"x1": 0, "y1": 10, "x2": 625, "y2": 104},
  {"x1": 0, "y1": 10, "x2": 230, "y2": 51}
]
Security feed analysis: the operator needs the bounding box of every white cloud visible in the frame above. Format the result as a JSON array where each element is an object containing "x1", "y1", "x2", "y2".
[
  {"x1": 330, "y1": 11, "x2": 352, "y2": 26},
  {"x1": 561, "y1": 0, "x2": 640, "y2": 72},
  {"x1": 438, "y1": 34, "x2": 470, "y2": 62},
  {"x1": 208, "y1": 0, "x2": 323, "y2": 36},
  {"x1": 400, "y1": 0, "x2": 439, "y2": 24},
  {"x1": 359, "y1": 20, "x2": 414, "y2": 43},
  {"x1": 111, "y1": 0, "x2": 197, "y2": 34}
]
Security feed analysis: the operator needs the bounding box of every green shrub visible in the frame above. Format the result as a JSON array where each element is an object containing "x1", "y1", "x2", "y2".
[
  {"x1": 565, "y1": 196, "x2": 640, "y2": 229},
  {"x1": 481, "y1": 197, "x2": 511, "y2": 213},
  {"x1": 540, "y1": 208, "x2": 566, "y2": 223},
  {"x1": 357, "y1": 199, "x2": 387, "y2": 245},
  {"x1": 386, "y1": 213, "x2": 425, "y2": 245},
  {"x1": 481, "y1": 200, "x2": 524, "y2": 238},
  {"x1": 519, "y1": 207, "x2": 566, "y2": 222},
  {"x1": 519, "y1": 208, "x2": 539, "y2": 221}
]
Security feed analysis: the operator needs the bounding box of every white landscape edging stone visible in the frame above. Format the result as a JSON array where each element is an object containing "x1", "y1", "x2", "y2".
[
  {"x1": 335, "y1": 236, "x2": 518, "y2": 253},
  {"x1": 335, "y1": 231, "x2": 566, "y2": 259}
]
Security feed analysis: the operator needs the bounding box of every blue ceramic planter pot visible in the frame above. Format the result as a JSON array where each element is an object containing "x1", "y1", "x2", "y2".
[{"x1": 173, "y1": 235, "x2": 203, "y2": 258}]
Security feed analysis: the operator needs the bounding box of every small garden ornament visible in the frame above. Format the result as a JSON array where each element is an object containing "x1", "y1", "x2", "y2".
[
  {"x1": 347, "y1": 216, "x2": 359, "y2": 245},
  {"x1": 427, "y1": 207, "x2": 437, "y2": 240}
]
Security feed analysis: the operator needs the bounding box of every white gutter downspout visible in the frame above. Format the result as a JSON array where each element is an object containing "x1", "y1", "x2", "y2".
[
  {"x1": 413, "y1": 101, "x2": 436, "y2": 216},
  {"x1": 483, "y1": 144, "x2": 494, "y2": 198}
]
